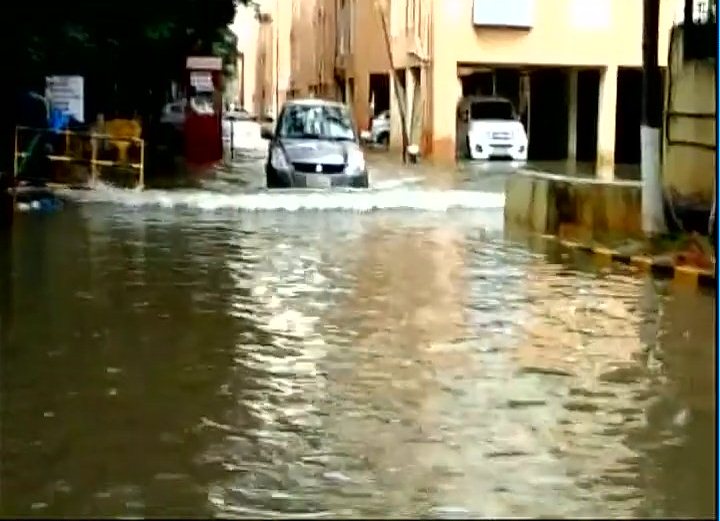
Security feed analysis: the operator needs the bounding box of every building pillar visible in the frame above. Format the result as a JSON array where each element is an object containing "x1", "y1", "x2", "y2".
[
  {"x1": 405, "y1": 67, "x2": 416, "y2": 144},
  {"x1": 567, "y1": 68, "x2": 578, "y2": 161},
  {"x1": 354, "y1": 74, "x2": 371, "y2": 132},
  {"x1": 596, "y1": 64, "x2": 618, "y2": 180},
  {"x1": 344, "y1": 78, "x2": 354, "y2": 109},
  {"x1": 420, "y1": 66, "x2": 432, "y2": 155},
  {"x1": 428, "y1": 63, "x2": 461, "y2": 163},
  {"x1": 389, "y1": 70, "x2": 404, "y2": 150}
]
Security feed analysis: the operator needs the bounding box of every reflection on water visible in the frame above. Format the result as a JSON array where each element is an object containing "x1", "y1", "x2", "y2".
[{"x1": 0, "y1": 201, "x2": 715, "y2": 519}]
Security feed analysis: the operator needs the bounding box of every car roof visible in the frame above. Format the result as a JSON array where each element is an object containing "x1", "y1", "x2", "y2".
[{"x1": 283, "y1": 98, "x2": 347, "y2": 109}]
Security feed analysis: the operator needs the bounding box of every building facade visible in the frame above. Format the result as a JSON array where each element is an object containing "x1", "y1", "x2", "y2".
[
  {"x1": 252, "y1": 0, "x2": 681, "y2": 173},
  {"x1": 251, "y1": 0, "x2": 293, "y2": 119},
  {"x1": 251, "y1": 0, "x2": 391, "y2": 130},
  {"x1": 227, "y1": 3, "x2": 262, "y2": 111},
  {"x1": 427, "y1": 0, "x2": 677, "y2": 169}
]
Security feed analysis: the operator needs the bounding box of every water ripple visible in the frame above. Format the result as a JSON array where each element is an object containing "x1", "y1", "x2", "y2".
[{"x1": 1, "y1": 199, "x2": 714, "y2": 519}]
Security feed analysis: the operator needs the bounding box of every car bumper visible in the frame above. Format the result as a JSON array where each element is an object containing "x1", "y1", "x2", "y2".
[
  {"x1": 469, "y1": 142, "x2": 527, "y2": 161},
  {"x1": 269, "y1": 169, "x2": 369, "y2": 189}
]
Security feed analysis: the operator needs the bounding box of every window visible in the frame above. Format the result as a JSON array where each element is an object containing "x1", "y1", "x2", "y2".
[
  {"x1": 278, "y1": 104, "x2": 356, "y2": 141},
  {"x1": 470, "y1": 101, "x2": 515, "y2": 120}
]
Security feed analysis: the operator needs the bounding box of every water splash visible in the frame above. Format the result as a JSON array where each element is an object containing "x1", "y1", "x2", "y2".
[{"x1": 56, "y1": 183, "x2": 505, "y2": 213}]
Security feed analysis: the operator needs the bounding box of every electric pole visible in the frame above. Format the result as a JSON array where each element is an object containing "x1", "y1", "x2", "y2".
[
  {"x1": 640, "y1": 0, "x2": 667, "y2": 234},
  {"x1": 375, "y1": 0, "x2": 410, "y2": 163}
]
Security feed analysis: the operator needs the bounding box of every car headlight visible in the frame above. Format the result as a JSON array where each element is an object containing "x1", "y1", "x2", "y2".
[
  {"x1": 270, "y1": 147, "x2": 290, "y2": 170},
  {"x1": 346, "y1": 148, "x2": 366, "y2": 173}
]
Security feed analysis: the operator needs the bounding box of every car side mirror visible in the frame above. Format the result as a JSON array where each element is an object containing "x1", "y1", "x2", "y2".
[{"x1": 261, "y1": 125, "x2": 274, "y2": 140}]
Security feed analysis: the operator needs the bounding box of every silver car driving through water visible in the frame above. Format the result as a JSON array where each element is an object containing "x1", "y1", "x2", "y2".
[{"x1": 262, "y1": 99, "x2": 369, "y2": 189}]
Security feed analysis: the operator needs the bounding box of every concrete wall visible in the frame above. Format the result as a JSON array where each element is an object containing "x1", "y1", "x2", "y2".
[
  {"x1": 663, "y1": 25, "x2": 716, "y2": 211},
  {"x1": 434, "y1": 0, "x2": 676, "y2": 67},
  {"x1": 505, "y1": 170, "x2": 643, "y2": 241},
  {"x1": 349, "y1": 0, "x2": 392, "y2": 129},
  {"x1": 228, "y1": 4, "x2": 261, "y2": 111},
  {"x1": 254, "y1": 0, "x2": 292, "y2": 117}
]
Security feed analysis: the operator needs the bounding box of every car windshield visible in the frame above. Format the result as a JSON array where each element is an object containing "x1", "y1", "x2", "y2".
[
  {"x1": 470, "y1": 101, "x2": 515, "y2": 120},
  {"x1": 278, "y1": 104, "x2": 356, "y2": 141}
]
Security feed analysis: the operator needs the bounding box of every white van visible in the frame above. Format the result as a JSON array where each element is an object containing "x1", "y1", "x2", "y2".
[{"x1": 456, "y1": 96, "x2": 528, "y2": 161}]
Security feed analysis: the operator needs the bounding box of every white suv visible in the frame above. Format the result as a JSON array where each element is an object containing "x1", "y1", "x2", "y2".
[{"x1": 457, "y1": 96, "x2": 528, "y2": 161}]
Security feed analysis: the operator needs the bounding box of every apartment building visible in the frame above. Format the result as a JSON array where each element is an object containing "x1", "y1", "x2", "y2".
[
  {"x1": 422, "y1": 0, "x2": 678, "y2": 170},
  {"x1": 251, "y1": 0, "x2": 343, "y2": 120},
  {"x1": 331, "y1": 0, "x2": 679, "y2": 172},
  {"x1": 252, "y1": 0, "x2": 293, "y2": 119},
  {"x1": 334, "y1": 0, "x2": 392, "y2": 130},
  {"x1": 251, "y1": 0, "x2": 390, "y2": 131},
  {"x1": 251, "y1": 0, "x2": 680, "y2": 172},
  {"x1": 227, "y1": 3, "x2": 263, "y2": 111}
]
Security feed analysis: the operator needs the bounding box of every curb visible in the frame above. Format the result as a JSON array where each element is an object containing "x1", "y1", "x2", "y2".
[{"x1": 539, "y1": 234, "x2": 716, "y2": 291}]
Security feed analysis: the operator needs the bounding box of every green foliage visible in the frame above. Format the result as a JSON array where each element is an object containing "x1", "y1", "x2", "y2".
[
  {"x1": 8, "y1": 0, "x2": 247, "y2": 113},
  {"x1": 1, "y1": 0, "x2": 249, "y2": 168}
]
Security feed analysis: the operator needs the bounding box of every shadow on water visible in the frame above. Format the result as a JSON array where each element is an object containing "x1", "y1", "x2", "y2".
[
  {"x1": 0, "y1": 182, "x2": 715, "y2": 518},
  {"x1": 505, "y1": 227, "x2": 716, "y2": 519},
  {"x1": 0, "y1": 210, "x2": 280, "y2": 517},
  {"x1": 0, "y1": 227, "x2": 11, "y2": 349}
]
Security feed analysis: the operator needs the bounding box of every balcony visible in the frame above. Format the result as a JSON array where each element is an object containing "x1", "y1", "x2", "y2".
[{"x1": 472, "y1": 0, "x2": 534, "y2": 29}]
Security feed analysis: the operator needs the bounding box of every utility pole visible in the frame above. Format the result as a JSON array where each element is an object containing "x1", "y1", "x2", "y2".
[
  {"x1": 375, "y1": 0, "x2": 410, "y2": 163},
  {"x1": 275, "y1": 0, "x2": 280, "y2": 118},
  {"x1": 641, "y1": 0, "x2": 667, "y2": 235}
]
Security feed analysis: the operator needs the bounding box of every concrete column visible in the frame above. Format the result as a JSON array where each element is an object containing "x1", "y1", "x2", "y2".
[
  {"x1": 596, "y1": 64, "x2": 618, "y2": 180},
  {"x1": 420, "y1": 66, "x2": 432, "y2": 155},
  {"x1": 567, "y1": 68, "x2": 578, "y2": 160},
  {"x1": 405, "y1": 67, "x2": 416, "y2": 144},
  {"x1": 354, "y1": 74, "x2": 371, "y2": 132},
  {"x1": 429, "y1": 63, "x2": 461, "y2": 163},
  {"x1": 344, "y1": 79, "x2": 354, "y2": 108},
  {"x1": 389, "y1": 70, "x2": 404, "y2": 150}
]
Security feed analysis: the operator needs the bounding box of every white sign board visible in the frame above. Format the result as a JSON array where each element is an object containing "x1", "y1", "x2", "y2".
[
  {"x1": 472, "y1": 0, "x2": 534, "y2": 29},
  {"x1": 570, "y1": 0, "x2": 611, "y2": 30},
  {"x1": 45, "y1": 75, "x2": 84, "y2": 123},
  {"x1": 186, "y1": 56, "x2": 223, "y2": 71},
  {"x1": 190, "y1": 71, "x2": 214, "y2": 93}
]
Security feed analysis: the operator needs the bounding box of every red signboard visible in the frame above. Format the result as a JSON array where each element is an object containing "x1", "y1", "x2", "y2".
[{"x1": 184, "y1": 59, "x2": 223, "y2": 166}]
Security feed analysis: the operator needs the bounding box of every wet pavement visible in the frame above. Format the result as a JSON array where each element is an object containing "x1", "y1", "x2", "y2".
[{"x1": 0, "y1": 151, "x2": 715, "y2": 518}]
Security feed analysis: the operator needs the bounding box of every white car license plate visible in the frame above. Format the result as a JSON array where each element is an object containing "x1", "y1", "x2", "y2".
[{"x1": 306, "y1": 174, "x2": 331, "y2": 188}]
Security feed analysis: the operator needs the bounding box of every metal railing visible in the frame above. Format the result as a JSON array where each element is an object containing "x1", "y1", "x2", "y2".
[{"x1": 13, "y1": 126, "x2": 145, "y2": 189}]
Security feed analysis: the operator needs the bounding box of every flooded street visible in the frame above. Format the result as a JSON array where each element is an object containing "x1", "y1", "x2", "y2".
[{"x1": 0, "y1": 153, "x2": 715, "y2": 518}]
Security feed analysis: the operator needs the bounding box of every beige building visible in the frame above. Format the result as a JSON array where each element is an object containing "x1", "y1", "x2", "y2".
[
  {"x1": 251, "y1": 0, "x2": 391, "y2": 129},
  {"x1": 252, "y1": 0, "x2": 681, "y2": 172},
  {"x1": 383, "y1": 0, "x2": 679, "y2": 170},
  {"x1": 227, "y1": 3, "x2": 262, "y2": 111},
  {"x1": 252, "y1": 0, "x2": 340, "y2": 119},
  {"x1": 252, "y1": 0, "x2": 292, "y2": 118}
]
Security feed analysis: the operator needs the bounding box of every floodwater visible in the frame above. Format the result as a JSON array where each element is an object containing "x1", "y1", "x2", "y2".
[{"x1": 0, "y1": 153, "x2": 715, "y2": 518}]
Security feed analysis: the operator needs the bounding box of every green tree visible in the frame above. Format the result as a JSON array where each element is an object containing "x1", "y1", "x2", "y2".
[{"x1": 4, "y1": 0, "x2": 249, "y2": 169}]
